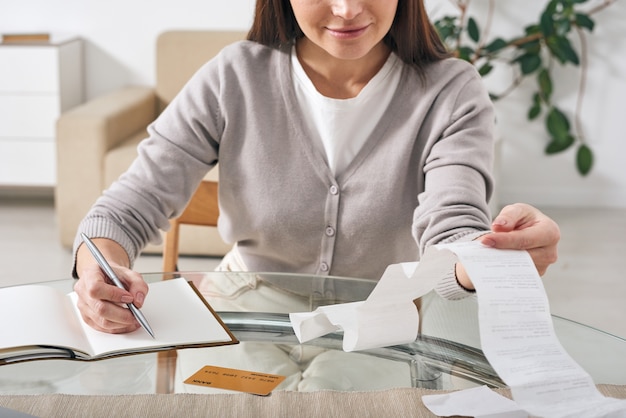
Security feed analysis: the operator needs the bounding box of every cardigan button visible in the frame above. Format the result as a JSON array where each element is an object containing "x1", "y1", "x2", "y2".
[
  {"x1": 329, "y1": 185, "x2": 339, "y2": 195},
  {"x1": 320, "y1": 262, "x2": 329, "y2": 272}
]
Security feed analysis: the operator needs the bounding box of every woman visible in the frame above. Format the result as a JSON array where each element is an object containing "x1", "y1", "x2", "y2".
[{"x1": 74, "y1": 0, "x2": 560, "y2": 334}]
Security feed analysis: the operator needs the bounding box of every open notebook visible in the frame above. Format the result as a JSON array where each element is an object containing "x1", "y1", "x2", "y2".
[{"x1": 0, "y1": 278, "x2": 238, "y2": 364}]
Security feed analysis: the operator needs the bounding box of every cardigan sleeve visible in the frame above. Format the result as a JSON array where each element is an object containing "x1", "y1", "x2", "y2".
[
  {"x1": 72, "y1": 51, "x2": 227, "y2": 272},
  {"x1": 432, "y1": 230, "x2": 488, "y2": 300},
  {"x1": 411, "y1": 61, "x2": 496, "y2": 299}
]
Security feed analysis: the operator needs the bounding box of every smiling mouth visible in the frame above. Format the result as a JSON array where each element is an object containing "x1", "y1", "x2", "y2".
[{"x1": 326, "y1": 25, "x2": 369, "y2": 39}]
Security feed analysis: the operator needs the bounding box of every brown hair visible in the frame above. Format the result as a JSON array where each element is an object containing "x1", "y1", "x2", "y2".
[{"x1": 247, "y1": 0, "x2": 450, "y2": 74}]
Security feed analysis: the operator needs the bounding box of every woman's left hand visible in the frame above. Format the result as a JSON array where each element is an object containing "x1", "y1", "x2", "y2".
[
  {"x1": 455, "y1": 203, "x2": 561, "y2": 290},
  {"x1": 479, "y1": 203, "x2": 560, "y2": 276}
]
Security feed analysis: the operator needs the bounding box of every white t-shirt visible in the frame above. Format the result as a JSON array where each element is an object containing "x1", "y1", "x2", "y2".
[{"x1": 291, "y1": 46, "x2": 403, "y2": 176}]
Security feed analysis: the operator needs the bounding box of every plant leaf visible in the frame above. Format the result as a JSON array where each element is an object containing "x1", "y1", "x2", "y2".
[
  {"x1": 546, "y1": 35, "x2": 580, "y2": 65},
  {"x1": 484, "y1": 38, "x2": 508, "y2": 53},
  {"x1": 555, "y1": 17, "x2": 572, "y2": 36},
  {"x1": 546, "y1": 107, "x2": 571, "y2": 140},
  {"x1": 468, "y1": 17, "x2": 480, "y2": 43},
  {"x1": 520, "y1": 39, "x2": 541, "y2": 54},
  {"x1": 516, "y1": 53, "x2": 542, "y2": 74},
  {"x1": 545, "y1": 106, "x2": 574, "y2": 154},
  {"x1": 525, "y1": 24, "x2": 542, "y2": 36},
  {"x1": 545, "y1": 0, "x2": 559, "y2": 14},
  {"x1": 576, "y1": 144, "x2": 594, "y2": 175},
  {"x1": 434, "y1": 16, "x2": 460, "y2": 42},
  {"x1": 528, "y1": 104, "x2": 542, "y2": 120},
  {"x1": 546, "y1": 134, "x2": 575, "y2": 154},
  {"x1": 540, "y1": 10, "x2": 555, "y2": 36},
  {"x1": 575, "y1": 13, "x2": 595, "y2": 31},
  {"x1": 478, "y1": 62, "x2": 494, "y2": 76},
  {"x1": 538, "y1": 69, "x2": 553, "y2": 101},
  {"x1": 458, "y1": 46, "x2": 474, "y2": 61}
]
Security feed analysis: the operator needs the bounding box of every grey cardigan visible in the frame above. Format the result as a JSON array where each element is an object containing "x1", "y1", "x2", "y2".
[{"x1": 75, "y1": 41, "x2": 495, "y2": 299}]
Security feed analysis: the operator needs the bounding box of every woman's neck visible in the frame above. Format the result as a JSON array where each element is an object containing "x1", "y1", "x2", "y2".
[{"x1": 295, "y1": 38, "x2": 390, "y2": 99}]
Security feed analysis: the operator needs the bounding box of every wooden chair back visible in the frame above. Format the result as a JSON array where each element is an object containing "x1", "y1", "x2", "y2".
[{"x1": 161, "y1": 180, "x2": 219, "y2": 273}]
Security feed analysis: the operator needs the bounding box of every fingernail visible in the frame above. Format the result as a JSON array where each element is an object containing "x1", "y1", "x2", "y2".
[
  {"x1": 136, "y1": 292, "x2": 145, "y2": 305},
  {"x1": 481, "y1": 237, "x2": 496, "y2": 247},
  {"x1": 492, "y1": 218, "x2": 507, "y2": 226}
]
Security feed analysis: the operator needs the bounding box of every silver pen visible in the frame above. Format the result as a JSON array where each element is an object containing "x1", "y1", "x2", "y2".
[{"x1": 80, "y1": 233, "x2": 155, "y2": 338}]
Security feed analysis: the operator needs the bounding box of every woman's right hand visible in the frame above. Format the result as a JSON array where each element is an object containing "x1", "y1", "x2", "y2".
[{"x1": 74, "y1": 238, "x2": 149, "y2": 334}]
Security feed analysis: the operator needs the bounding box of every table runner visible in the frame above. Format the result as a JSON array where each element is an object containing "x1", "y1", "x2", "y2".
[{"x1": 1, "y1": 385, "x2": 625, "y2": 418}]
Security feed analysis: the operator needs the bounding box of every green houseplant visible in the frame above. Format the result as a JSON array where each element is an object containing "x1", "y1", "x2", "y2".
[{"x1": 433, "y1": 0, "x2": 615, "y2": 175}]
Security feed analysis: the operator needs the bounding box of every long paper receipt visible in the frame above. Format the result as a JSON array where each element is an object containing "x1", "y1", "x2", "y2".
[
  {"x1": 290, "y1": 241, "x2": 626, "y2": 417},
  {"x1": 433, "y1": 242, "x2": 626, "y2": 418}
]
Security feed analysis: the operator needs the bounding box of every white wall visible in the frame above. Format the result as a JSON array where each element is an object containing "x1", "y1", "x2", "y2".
[
  {"x1": 0, "y1": 0, "x2": 256, "y2": 98},
  {"x1": 426, "y1": 0, "x2": 626, "y2": 208},
  {"x1": 1, "y1": 0, "x2": 624, "y2": 208}
]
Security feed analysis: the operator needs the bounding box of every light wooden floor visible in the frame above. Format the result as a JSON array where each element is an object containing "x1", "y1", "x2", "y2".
[{"x1": 1, "y1": 197, "x2": 624, "y2": 339}]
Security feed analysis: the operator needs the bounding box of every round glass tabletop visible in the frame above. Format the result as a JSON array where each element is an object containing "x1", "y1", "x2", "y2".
[{"x1": 1, "y1": 271, "x2": 624, "y2": 395}]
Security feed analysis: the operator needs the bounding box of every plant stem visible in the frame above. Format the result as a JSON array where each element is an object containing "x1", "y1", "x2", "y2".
[
  {"x1": 493, "y1": 72, "x2": 524, "y2": 101},
  {"x1": 454, "y1": 0, "x2": 470, "y2": 52},
  {"x1": 471, "y1": 0, "x2": 495, "y2": 63},
  {"x1": 480, "y1": 0, "x2": 495, "y2": 49},
  {"x1": 574, "y1": 26, "x2": 588, "y2": 145},
  {"x1": 585, "y1": 0, "x2": 616, "y2": 15}
]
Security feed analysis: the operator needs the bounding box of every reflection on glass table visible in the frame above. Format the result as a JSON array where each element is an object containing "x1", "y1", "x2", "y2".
[{"x1": 1, "y1": 271, "x2": 624, "y2": 395}]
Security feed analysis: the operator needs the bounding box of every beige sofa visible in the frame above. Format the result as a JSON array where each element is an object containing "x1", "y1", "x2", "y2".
[{"x1": 56, "y1": 30, "x2": 247, "y2": 255}]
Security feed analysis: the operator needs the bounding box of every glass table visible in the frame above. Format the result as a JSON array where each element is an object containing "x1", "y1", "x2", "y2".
[{"x1": 1, "y1": 271, "x2": 625, "y2": 395}]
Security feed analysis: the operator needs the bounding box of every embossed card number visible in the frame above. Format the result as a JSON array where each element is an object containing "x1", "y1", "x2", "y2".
[{"x1": 184, "y1": 365, "x2": 286, "y2": 395}]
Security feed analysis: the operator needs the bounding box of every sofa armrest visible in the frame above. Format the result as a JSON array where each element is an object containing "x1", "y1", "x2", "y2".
[{"x1": 56, "y1": 86, "x2": 157, "y2": 248}]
